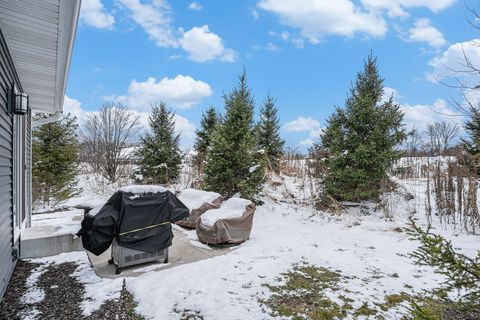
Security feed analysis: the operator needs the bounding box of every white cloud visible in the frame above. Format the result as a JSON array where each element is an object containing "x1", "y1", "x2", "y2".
[
  {"x1": 427, "y1": 39, "x2": 480, "y2": 115},
  {"x1": 258, "y1": 0, "x2": 455, "y2": 46},
  {"x1": 188, "y1": 2, "x2": 203, "y2": 11},
  {"x1": 118, "y1": 0, "x2": 179, "y2": 48},
  {"x1": 428, "y1": 39, "x2": 480, "y2": 83},
  {"x1": 172, "y1": 114, "x2": 197, "y2": 148},
  {"x1": 179, "y1": 25, "x2": 237, "y2": 63},
  {"x1": 80, "y1": 0, "x2": 115, "y2": 29},
  {"x1": 463, "y1": 89, "x2": 480, "y2": 109},
  {"x1": 265, "y1": 42, "x2": 280, "y2": 51},
  {"x1": 271, "y1": 31, "x2": 305, "y2": 48},
  {"x1": 408, "y1": 18, "x2": 446, "y2": 48},
  {"x1": 308, "y1": 127, "x2": 324, "y2": 139},
  {"x1": 361, "y1": 0, "x2": 456, "y2": 18},
  {"x1": 257, "y1": 0, "x2": 388, "y2": 42},
  {"x1": 63, "y1": 96, "x2": 88, "y2": 122},
  {"x1": 378, "y1": 87, "x2": 462, "y2": 131},
  {"x1": 280, "y1": 31, "x2": 289, "y2": 41},
  {"x1": 382, "y1": 86, "x2": 400, "y2": 103},
  {"x1": 252, "y1": 9, "x2": 260, "y2": 19},
  {"x1": 300, "y1": 127, "x2": 325, "y2": 146},
  {"x1": 300, "y1": 138, "x2": 315, "y2": 146},
  {"x1": 168, "y1": 54, "x2": 182, "y2": 60},
  {"x1": 286, "y1": 34, "x2": 305, "y2": 48},
  {"x1": 401, "y1": 99, "x2": 462, "y2": 130},
  {"x1": 283, "y1": 116, "x2": 320, "y2": 132},
  {"x1": 106, "y1": 75, "x2": 213, "y2": 111},
  {"x1": 119, "y1": 1, "x2": 235, "y2": 63}
]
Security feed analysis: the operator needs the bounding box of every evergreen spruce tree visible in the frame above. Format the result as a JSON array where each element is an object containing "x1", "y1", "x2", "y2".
[
  {"x1": 204, "y1": 70, "x2": 266, "y2": 201},
  {"x1": 408, "y1": 221, "x2": 480, "y2": 318},
  {"x1": 193, "y1": 107, "x2": 218, "y2": 173},
  {"x1": 257, "y1": 95, "x2": 285, "y2": 173},
  {"x1": 136, "y1": 102, "x2": 182, "y2": 184},
  {"x1": 319, "y1": 54, "x2": 406, "y2": 201},
  {"x1": 462, "y1": 107, "x2": 480, "y2": 162},
  {"x1": 32, "y1": 113, "x2": 80, "y2": 206}
]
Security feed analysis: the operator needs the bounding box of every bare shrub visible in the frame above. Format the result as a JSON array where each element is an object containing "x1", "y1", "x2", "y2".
[
  {"x1": 280, "y1": 147, "x2": 305, "y2": 177},
  {"x1": 392, "y1": 153, "x2": 479, "y2": 233},
  {"x1": 379, "y1": 192, "x2": 401, "y2": 220},
  {"x1": 80, "y1": 102, "x2": 141, "y2": 183},
  {"x1": 392, "y1": 157, "x2": 431, "y2": 179},
  {"x1": 263, "y1": 148, "x2": 323, "y2": 206},
  {"x1": 178, "y1": 151, "x2": 203, "y2": 191},
  {"x1": 424, "y1": 154, "x2": 480, "y2": 233}
]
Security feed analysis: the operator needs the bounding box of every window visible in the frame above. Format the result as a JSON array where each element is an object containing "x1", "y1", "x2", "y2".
[{"x1": 12, "y1": 114, "x2": 26, "y2": 241}]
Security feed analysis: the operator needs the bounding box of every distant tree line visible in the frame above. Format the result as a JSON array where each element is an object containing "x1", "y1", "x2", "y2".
[{"x1": 404, "y1": 121, "x2": 460, "y2": 157}]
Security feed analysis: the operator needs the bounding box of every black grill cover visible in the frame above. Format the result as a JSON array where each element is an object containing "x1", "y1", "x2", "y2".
[{"x1": 78, "y1": 190, "x2": 189, "y2": 255}]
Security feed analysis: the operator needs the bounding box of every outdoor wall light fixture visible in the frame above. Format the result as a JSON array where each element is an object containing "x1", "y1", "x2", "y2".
[
  {"x1": 14, "y1": 92, "x2": 29, "y2": 115},
  {"x1": 8, "y1": 85, "x2": 29, "y2": 115}
]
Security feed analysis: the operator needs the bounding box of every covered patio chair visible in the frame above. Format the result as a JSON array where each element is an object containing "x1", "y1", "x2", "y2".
[
  {"x1": 176, "y1": 189, "x2": 222, "y2": 228},
  {"x1": 196, "y1": 198, "x2": 256, "y2": 245}
]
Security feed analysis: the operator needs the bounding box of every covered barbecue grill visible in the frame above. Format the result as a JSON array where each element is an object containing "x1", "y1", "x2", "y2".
[{"x1": 77, "y1": 185, "x2": 189, "y2": 273}]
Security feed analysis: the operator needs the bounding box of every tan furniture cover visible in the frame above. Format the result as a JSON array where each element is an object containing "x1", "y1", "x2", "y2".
[
  {"x1": 196, "y1": 203, "x2": 256, "y2": 245},
  {"x1": 176, "y1": 190, "x2": 223, "y2": 228}
]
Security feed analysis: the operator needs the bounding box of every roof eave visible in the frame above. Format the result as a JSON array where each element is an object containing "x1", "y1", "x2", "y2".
[{"x1": 53, "y1": 0, "x2": 82, "y2": 114}]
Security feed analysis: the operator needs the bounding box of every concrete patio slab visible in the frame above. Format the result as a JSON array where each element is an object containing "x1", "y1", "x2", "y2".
[
  {"x1": 23, "y1": 209, "x2": 234, "y2": 277},
  {"x1": 88, "y1": 228, "x2": 234, "y2": 278}
]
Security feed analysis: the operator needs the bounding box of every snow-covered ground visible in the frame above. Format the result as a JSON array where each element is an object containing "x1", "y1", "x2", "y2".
[
  {"x1": 126, "y1": 191, "x2": 479, "y2": 319},
  {"x1": 23, "y1": 162, "x2": 480, "y2": 319},
  {"x1": 31, "y1": 209, "x2": 83, "y2": 236}
]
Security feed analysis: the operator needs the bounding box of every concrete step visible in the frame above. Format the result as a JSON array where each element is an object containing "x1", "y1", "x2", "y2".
[{"x1": 21, "y1": 226, "x2": 83, "y2": 259}]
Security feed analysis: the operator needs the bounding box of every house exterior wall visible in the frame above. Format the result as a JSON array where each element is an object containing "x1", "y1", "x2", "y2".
[
  {"x1": 0, "y1": 0, "x2": 79, "y2": 301},
  {"x1": 0, "y1": 26, "x2": 29, "y2": 299}
]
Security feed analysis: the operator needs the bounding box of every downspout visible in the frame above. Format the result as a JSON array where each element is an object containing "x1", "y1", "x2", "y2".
[{"x1": 32, "y1": 112, "x2": 62, "y2": 128}]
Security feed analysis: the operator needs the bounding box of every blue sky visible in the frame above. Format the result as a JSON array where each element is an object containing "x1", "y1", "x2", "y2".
[{"x1": 65, "y1": 0, "x2": 479, "y2": 151}]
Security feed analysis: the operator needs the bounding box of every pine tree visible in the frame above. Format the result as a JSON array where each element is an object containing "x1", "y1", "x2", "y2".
[
  {"x1": 462, "y1": 107, "x2": 480, "y2": 171},
  {"x1": 257, "y1": 95, "x2": 285, "y2": 173},
  {"x1": 204, "y1": 70, "x2": 266, "y2": 201},
  {"x1": 32, "y1": 113, "x2": 80, "y2": 206},
  {"x1": 193, "y1": 107, "x2": 218, "y2": 173},
  {"x1": 408, "y1": 221, "x2": 480, "y2": 318},
  {"x1": 136, "y1": 102, "x2": 182, "y2": 184},
  {"x1": 319, "y1": 54, "x2": 406, "y2": 201}
]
